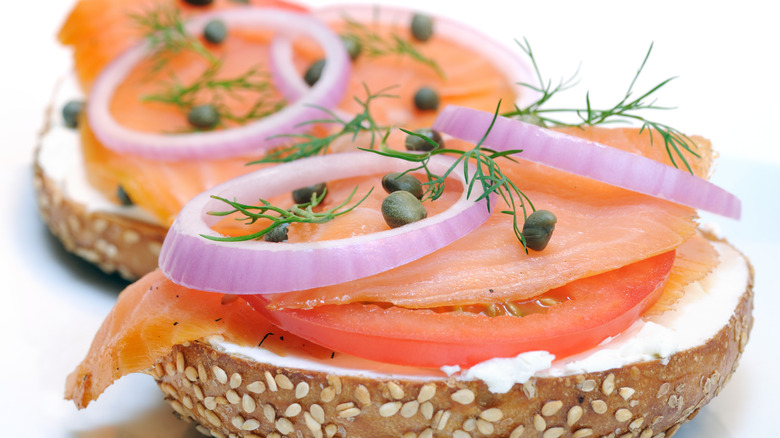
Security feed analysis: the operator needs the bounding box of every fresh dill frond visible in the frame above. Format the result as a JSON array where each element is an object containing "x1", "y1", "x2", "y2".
[
  {"x1": 342, "y1": 17, "x2": 445, "y2": 79},
  {"x1": 250, "y1": 84, "x2": 399, "y2": 164},
  {"x1": 130, "y1": 5, "x2": 217, "y2": 71},
  {"x1": 362, "y1": 103, "x2": 536, "y2": 250},
  {"x1": 203, "y1": 186, "x2": 373, "y2": 242},
  {"x1": 507, "y1": 38, "x2": 700, "y2": 173}
]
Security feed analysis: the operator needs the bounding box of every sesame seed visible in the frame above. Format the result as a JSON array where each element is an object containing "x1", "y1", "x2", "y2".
[
  {"x1": 476, "y1": 419, "x2": 494, "y2": 435},
  {"x1": 451, "y1": 388, "x2": 476, "y2": 405},
  {"x1": 387, "y1": 381, "x2": 405, "y2": 399},
  {"x1": 123, "y1": 230, "x2": 141, "y2": 245},
  {"x1": 216, "y1": 396, "x2": 228, "y2": 405},
  {"x1": 275, "y1": 418, "x2": 295, "y2": 435},
  {"x1": 324, "y1": 424, "x2": 338, "y2": 438},
  {"x1": 619, "y1": 433, "x2": 633, "y2": 438},
  {"x1": 591, "y1": 400, "x2": 608, "y2": 415},
  {"x1": 572, "y1": 429, "x2": 593, "y2": 438},
  {"x1": 379, "y1": 401, "x2": 402, "y2": 417},
  {"x1": 418, "y1": 429, "x2": 433, "y2": 438},
  {"x1": 193, "y1": 385, "x2": 204, "y2": 401},
  {"x1": 176, "y1": 352, "x2": 185, "y2": 374},
  {"x1": 242, "y1": 394, "x2": 256, "y2": 413},
  {"x1": 228, "y1": 373, "x2": 242, "y2": 389},
  {"x1": 630, "y1": 417, "x2": 645, "y2": 431},
  {"x1": 267, "y1": 433, "x2": 281, "y2": 438},
  {"x1": 542, "y1": 400, "x2": 563, "y2": 416},
  {"x1": 401, "y1": 400, "x2": 419, "y2": 418},
  {"x1": 657, "y1": 382, "x2": 670, "y2": 398},
  {"x1": 619, "y1": 387, "x2": 636, "y2": 400},
  {"x1": 264, "y1": 371, "x2": 278, "y2": 392},
  {"x1": 509, "y1": 425, "x2": 525, "y2": 438},
  {"x1": 242, "y1": 419, "x2": 261, "y2": 431},
  {"x1": 566, "y1": 405, "x2": 584, "y2": 426},
  {"x1": 226, "y1": 390, "x2": 240, "y2": 404},
  {"x1": 533, "y1": 414, "x2": 546, "y2": 431},
  {"x1": 183, "y1": 396, "x2": 194, "y2": 409},
  {"x1": 338, "y1": 407, "x2": 361, "y2": 418},
  {"x1": 246, "y1": 381, "x2": 265, "y2": 394},
  {"x1": 310, "y1": 404, "x2": 325, "y2": 424},
  {"x1": 420, "y1": 401, "x2": 434, "y2": 420},
  {"x1": 463, "y1": 418, "x2": 477, "y2": 432},
  {"x1": 196, "y1": 402, "x2": 206, "y2": 417},
  {"x1": 523, "y1": 380, "x2": 537, "y2": 399},
  {"x1": 284, "y1": 403, "x2": 302, "y2": 417},
  {"x1": 577, "y1": 379, "x2": 597, "y2": 392},
  {"x1": 418, "y1": 383, "x2": 437, "y2": 402},
  {"x1": 154, "y1": 362, "x2": 164, "y2": 379},
  {"x1": 452, "y1": 431, "x2": 470, "y2": 438},
  {"x1": 164, "y1": 361, "x2": 176, "y2": 377},
  {"x1": 295, "y1": 382, "x2": 310, "y2": 399},
  {"x1": 544, "y1": 428, "x2": 565, "y2": 438},
  {"x1": 327, "y1": 375, "x2": 343, "y2": 394},
  {"x1": 185, "y1": 366, "x2": 199, "y2": 382},
  {"x1": 602, "y1": 374, "x2": 616, "y2": 396},
  {"x1": 630, "y1": 400, "x2": 639, "y2": 407},
  {"x1": 435, "y1": 410, "x2": 451, "y2": 430},
  {"x1": 668, "y1": 394, "x2": 679, "y2": 408},
  {"x1": 204, "y1": 397, "x2": 217, "y2": 410},
  {"x1": 170, "y1": 400, "x2": 185, "y2": 416},
  {"x1": 320, "y1": 387, "x2": 336, "y2": 403},
  {"x1": 205, "y1": 410, "x2": 222, "y2": 427},
  {"x1": 195, "y1": 425, "x2": 211, "y2": 436},
  {"x1": 479, "y1": 408, "x2": 504, "y2": 423},
  {"x1": 263, "y1": 404, "x2": 276, "y2": 423},
  {"x1": 402, "y1": 433, "x2": 416, "y2": 438},
  {"x1": 354, "y1": 384, "x2": 371, "y2": 406},
  {"x1": 275, "y1": 374, "x2": 294, "y2": 391},
  {"x1": 198, "y1": 364, "x2": 208, "y2": 383},
  {"x1": 181, "y1": 378, "x2": 192, "y2": 389},
  {"x1": 615, "y1": 408, "x2": 633, "y2": 422},
  {"x1": 639, "y1": 429, "x2": 654, "y2": 438},
  {"x1": 231, "y1": 415, "x2": 245, "y2": 429}
]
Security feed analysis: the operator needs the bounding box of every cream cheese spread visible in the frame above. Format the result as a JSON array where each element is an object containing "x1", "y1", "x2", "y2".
[{"x1": 210, "y1": 240, "x2": 748, "y2": 393}]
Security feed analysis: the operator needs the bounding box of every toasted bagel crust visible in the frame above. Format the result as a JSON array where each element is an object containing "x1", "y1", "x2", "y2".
[
  {"x1": 150, "y1": 262, "x2": 753, "y2": 438},
  {"x1": 33, "y1": 158, "x2": 166, "y2": 280}
]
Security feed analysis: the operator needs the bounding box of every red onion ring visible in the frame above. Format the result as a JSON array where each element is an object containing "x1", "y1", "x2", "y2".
[
  {"x1": 87, "y1": 8, "x2": 350, "y2": 161},
  {"x1": 433, "y1": 105, "x2": 742, "y2": 219},
  {"x1": 269, "y1": 4, "x2": 538, "y2": 107},
  {"x1": 159, "y1": 152, "x2": 491, "y2": 294}
]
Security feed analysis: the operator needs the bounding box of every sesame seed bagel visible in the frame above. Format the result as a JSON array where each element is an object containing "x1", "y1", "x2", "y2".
[{"x1": 150, "y1": 258, "x2": 753, "y2": 438}]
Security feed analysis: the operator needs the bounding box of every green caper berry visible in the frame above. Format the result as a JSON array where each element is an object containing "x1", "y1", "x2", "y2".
[
  {"x1": 382, "y1": 191, "x2": 427, "y2": 228},
  {"x1": 410, "y1": 13, "x2": 434, "y2": 42},
  {"x1": 405, "y1": 127, "x2": 444, "y2": 151},
  {"x1": 188, "y1": 104, "x2": 220, "y2": 129},
  {"x1": 413, "y1": 87, "x2": 439, "y2": 111},
  {"x1": 62, "y1": 100, "x2": 84, "y2": 129},
  {"x1": 341, "y1": 35, "x2": 362, "y2": 61},
  {"x1": 203, "y1": 19, "x2": 227, "y2": 44},
  {"x1": 522, "y1": 210, "x2": 557, "y2": 251},
  {"x1": 292, "y1": 182, "x2": 327, "y2": 204},
  {"x1": 264, "y1": 223, "x2": 289, "y2": 243},
  {"x1": 304, "y1": 59, "x2": 326, "y2": 86},
  {"x1": 515, "y1": 113, "x2": 547, "y2": 128},
  {"x1": 117, "y1": 185, "x2": 133, "y2": 207},
  {"x1": 381, "y1": 172, "x2": 424, "y2": 199},
  {"x1": 183, "y1": 0, "x2": 213, "y2": 6}
]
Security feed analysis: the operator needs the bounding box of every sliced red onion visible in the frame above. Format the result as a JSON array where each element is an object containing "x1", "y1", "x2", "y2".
[
  {"x1": 433, "y1": 105, "x2": 742, "y2": 219},
  {"x1": 159, "y1": 152, "x2": 491, "y2": 294},
  {"x1": 270, "y1": 4, "x2": 538, "y2": 107},
  {"x1": 87, "y1": 8, "x2": 350, "y2": 161}
]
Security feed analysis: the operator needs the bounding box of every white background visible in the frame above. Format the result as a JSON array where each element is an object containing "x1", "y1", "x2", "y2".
[{"x1": 2, "y1": 0, "x2": 778, "y2": 437}]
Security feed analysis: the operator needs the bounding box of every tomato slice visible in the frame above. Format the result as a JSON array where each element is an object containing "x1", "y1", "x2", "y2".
[{"x1": 246, "y1": 251, "x2": 675, "y2": 368}]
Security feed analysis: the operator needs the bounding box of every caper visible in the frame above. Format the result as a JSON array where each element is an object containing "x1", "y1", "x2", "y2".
[
  {"x1": 187, "y1": 104, "x2": 220, "y2": 129},
  {"x1": 341, "y1": 34, "x2": 362, "y2": 61},
  {"x1": 382, "y1": 191, "x2": 427, "y2": 228},
  {"x1": 292, "y1": 182, "x2": 327, "y2": 204},
  {"x1": 522, "y1": 209, "x2": 557, "y2": 251},
  {"x1": 62, "y1": 100, "x2": 84, "y2": 129},
  {"x1": 515, "y1": 113, "x2": 547, "y2": 128},
  {"x1": 413, "y1": 86, "x2": 439, "y2": 111},
  {"x1": 117, "y1": 185, "x2": 133, "y2": 207},
  {"x1": 203, "y1": 19, "x2": 227, "y2": 44},
  {"x1": 304, "y1": 59, "x2": 326, "y2": 86},
  {"x1": 381, "y1": 172, "x2": 424, "y2": 199},
  {"x1": 410, "y1": 13, "x2": 434, "y2": 42},
  {"x1": 183, "y1": 0, "x2": 213, "y2": 5},
  {"x1": 264, "y1": 223, "x2": 289, "y2": 243},
  {"x1": 405, "y1": 127, "x2": 444, "y2": 151}
]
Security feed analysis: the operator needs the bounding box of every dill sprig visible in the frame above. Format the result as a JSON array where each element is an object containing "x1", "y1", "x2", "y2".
[
  {"x1": 362, "y1": 103, "x2": 536, "y2": 250},
  {"x1": 342, "y1": 17, "x2": 445, "y2": 79},
  {"x1": 130, "y1": 5, "x2": 217, "y2": 71},
  {"x1": 250, "y1": 84, "x2": 398, "y2": 164},
  {"x1": 507, "y1": 38, "x2": 700, "y2": 173},
  {"x1": 203, "y1": 186, "x2": 373, "y2": 242}
]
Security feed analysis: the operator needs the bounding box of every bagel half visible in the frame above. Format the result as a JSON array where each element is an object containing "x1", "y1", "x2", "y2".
[{"x1": 146, "y1": 242, "x2": 753, "y2": 438}]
